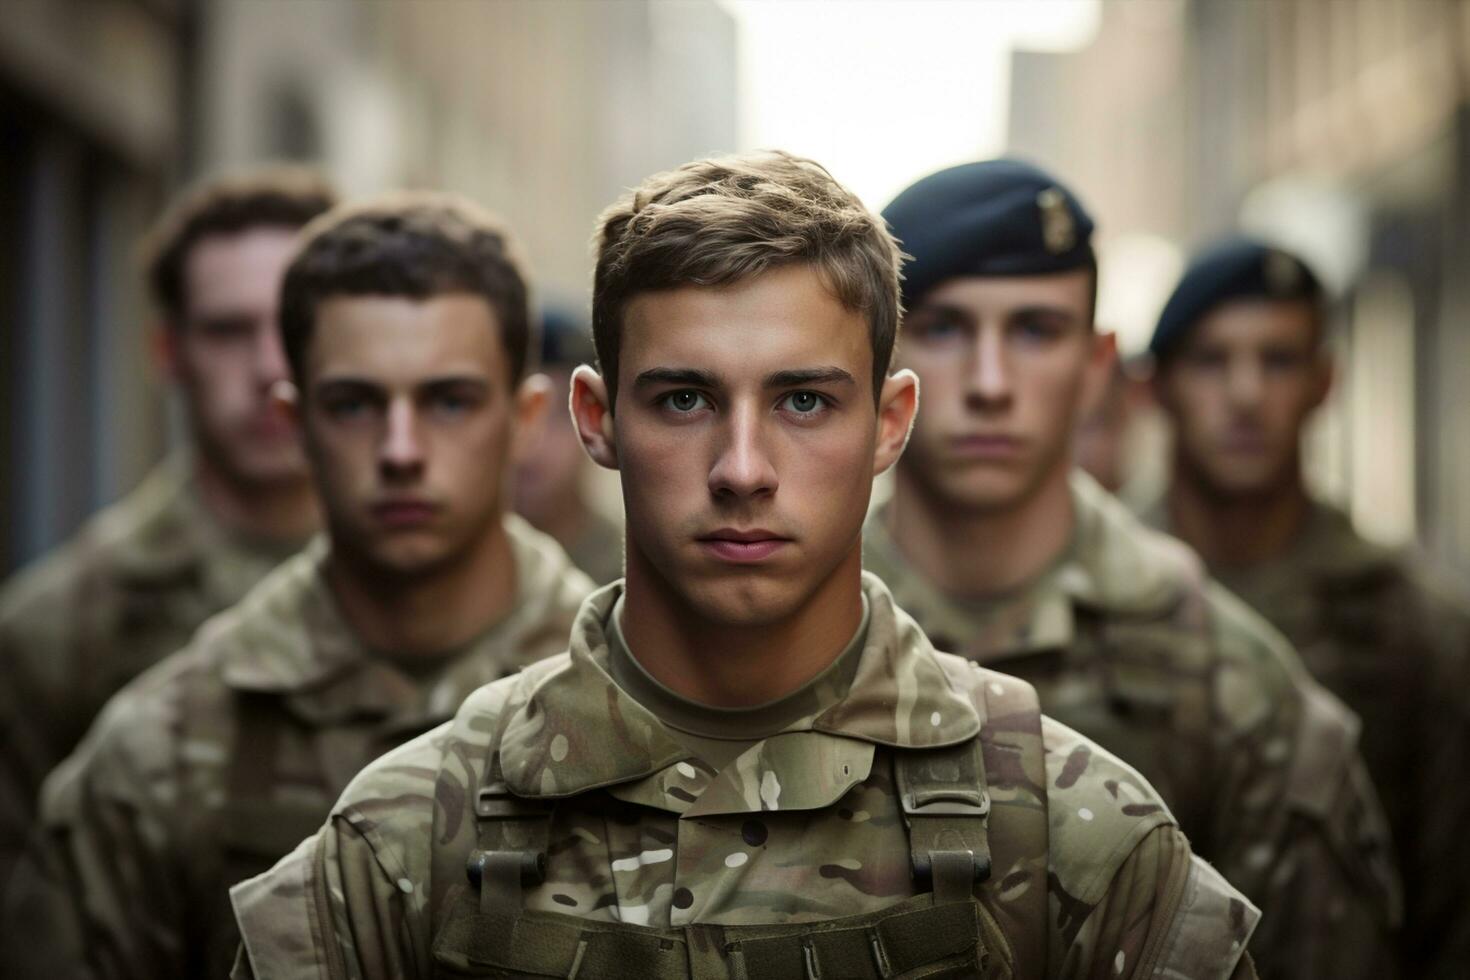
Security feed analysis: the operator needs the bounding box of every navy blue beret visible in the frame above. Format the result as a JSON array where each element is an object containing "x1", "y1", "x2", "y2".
[
  {"x1": 881, "y1": 159, "x2": 1095, "y2": 310},
  {"x1": 1151, "y1": 236, "x2": 1323, "y2": 357},
  {"x1": 539, "y1": 307, "x2": 595, "y2": 368}
]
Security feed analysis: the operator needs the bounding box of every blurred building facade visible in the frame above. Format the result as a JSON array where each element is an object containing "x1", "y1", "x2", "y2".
[
  {"x1": 1010, "y1": 0, "x2": 1470, "y2": 576},
  {"x1": 0, "y1": 0, "x2": 736, "y2": 574}
]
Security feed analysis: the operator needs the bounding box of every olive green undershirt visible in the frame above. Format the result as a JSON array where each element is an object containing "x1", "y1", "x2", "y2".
[{"x1": 606, "y1": 594, "x2": 870, "y2": 770}]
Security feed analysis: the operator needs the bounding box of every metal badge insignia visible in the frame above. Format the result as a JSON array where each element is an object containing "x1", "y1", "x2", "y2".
[
  {"x1": 1263, "y1": 249, "x2": 1303, "y2": 294},
  {"x1": 1037, "y1": 187, "x2": 1076, "y2": 255}
]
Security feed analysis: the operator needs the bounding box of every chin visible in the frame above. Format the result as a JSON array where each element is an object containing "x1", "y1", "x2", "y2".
[
  {"x1": 230, "y1": 447, "x2": 310, "y2": 487},
  {"x1": 676, "y1": 573, "x2": 809, "y2": 629},
  {"x1": 933, "y1": 472, "x2": 1033, "y2": 514}
]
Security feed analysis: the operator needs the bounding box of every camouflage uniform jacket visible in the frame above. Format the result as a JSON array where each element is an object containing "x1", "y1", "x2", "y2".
[
  {"x1": 0, "y1": 457, "x2": 302, "y2": 889},
  {"x1": 230, "y1": 574, "x2": 1260, "y2": 980},
  {"x1": 1145, "y1": 497, "x2": 1470, "y2": 979},
  {"x1": 1, "y1": 515, "x2": 593, "y2": 980},
  {"x1": 865, "y1": 473, "x2": 1401, "y2": 979}
]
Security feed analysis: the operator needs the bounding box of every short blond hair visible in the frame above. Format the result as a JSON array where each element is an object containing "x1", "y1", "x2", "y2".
[{"x1": 592, "y1": 150, "x2": 902, "y2": 407}]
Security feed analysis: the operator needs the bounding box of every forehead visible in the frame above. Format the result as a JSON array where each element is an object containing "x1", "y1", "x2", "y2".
[
  {"x1": 620, "y1": 264, "x2": 870, "y2": 383},
  {"x1": 308, "y1": 293, "x2": 507, "y2": 383},
  {"x1": 183, "y1": 227, "x2": 299, "y2": 315},
  {"x1": 916, "y1": 268, "x2": 1092, "y2": 316},
  {"x1": 1185, "y1": 298, "x2": 1319, "y2": 349}
]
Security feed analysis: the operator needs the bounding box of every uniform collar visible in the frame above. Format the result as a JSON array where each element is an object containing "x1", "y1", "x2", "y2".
[
  {"x1": 217, "y1": 516, "x2": 587, "y2": 727},
  {"x1": 107, "y1": 453, "x2": 306, "y2": 605},
  {"x1": 496, "y1": 573, "x2": 982, "y2": 813},
  {"x1": 1143, "y1": 493, "x2": 1397, "y2": 588},
  {"x1": 864, "y1": 470, "x2": 1198, "y2": 657}
]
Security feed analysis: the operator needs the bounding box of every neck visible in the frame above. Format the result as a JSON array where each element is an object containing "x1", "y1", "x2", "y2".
[
  {"x1": 521, "y1": 486, "x2": 591, "y2": 550},
  {"x1": 326, "y1": 518, "x2": 518, "y2": 656},
  {"x1": 1166, "y1": 455, "x2": 1310, "y2": 568},
  {"x1": 888, "y1": 462, "x2": 1075, "y2": 597},
  {"x1": 620, "y1": 545, "x2": 865, "y2": 708},
  {"x1": 194, "y1": 455, "x2": 319, "y2": 545}
]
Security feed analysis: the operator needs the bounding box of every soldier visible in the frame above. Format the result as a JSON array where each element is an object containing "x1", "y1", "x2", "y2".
[
  {"x1": 1146, "y1": 235, "x2": 1470, "y2": 977},
  {"x1": 230, "y1": 151, "x2": 1259, "y2": 980},
  {"x1": 863, "y1": 161, "x2": 1399, "y2": 978},
  {"x1": 1, "y1": 193, "x2": 595, "y2": 977},
  {"x1": 513, "y1": 307, "x2": 625, "y2": 584},
  {"x1": 0, "y1": 168, "x2": 335, "y2": 890}
]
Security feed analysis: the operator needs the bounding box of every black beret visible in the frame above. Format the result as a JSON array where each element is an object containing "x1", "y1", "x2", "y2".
[
  {"x1": 539, "y1": 306, "x2": 595, "y2": 368},
  {"x1": 881, "y1": 159, "x2": 1095, "y2": 311},
  {"x1": 1151, "y1": 236, "x2": 1323, "y2": 357}
]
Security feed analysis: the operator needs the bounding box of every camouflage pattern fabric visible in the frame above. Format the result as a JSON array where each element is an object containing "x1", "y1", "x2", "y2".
[
  {"x1": 0, "y1": 515, "x2": 593, "y2": 980},
  {"x1": 0, "y1": 456, "x2": 303, "y2": 891},
  {"x1": 565, "y1": 507, "x2": 624, "y2": 586},
  {"x1": 229, "y1": 574, "x2": 1259, "y2": 980},
  {"x1": 1144, "y1": 497, "x2": 1470, "y2": 979},
  {"x1": 866, "y1": 472, "x2": 1401, "y2": 979}
]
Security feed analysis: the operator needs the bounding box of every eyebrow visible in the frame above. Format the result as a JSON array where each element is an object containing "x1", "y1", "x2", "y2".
[
  {"x1": 631, "y1": 366, "x2": 856, "y2": 391},
  {"x1": 632, "y1": 368, "x2": 722, "y2": 389},
  {"x1": 763, "y1": 367, "x2": 855, "y2": 388},
  {"x1": 313, "y1": 374, "x2": 491, "y2": 394},
  {"x1": 1009, "y1": 304, "x2": 1080, "y2": 322}
]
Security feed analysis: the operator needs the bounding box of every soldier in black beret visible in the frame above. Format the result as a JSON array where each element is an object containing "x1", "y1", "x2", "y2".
[
  {"x1": 865, "y1": 160, "x2": 1401, "y2": 979},
  {"x1": 1147, "y1": 236, "x2": 1470, "y2": 978}
]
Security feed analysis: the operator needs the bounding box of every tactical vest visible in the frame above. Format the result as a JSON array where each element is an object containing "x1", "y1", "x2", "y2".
[
  {"x1": 180, "y1": 688, "x2": 345, "y2": 978},
  {"x1": 430, "y1": 676, "x2": 1050, "y2": 980}
]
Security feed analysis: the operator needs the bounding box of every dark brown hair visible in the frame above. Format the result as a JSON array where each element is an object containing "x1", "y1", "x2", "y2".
[
  {"x1": 279, "y1": 191, "x2": 534, "y2": 386},
  {"x1": 592, "y1": 150, "x2": 903, "y2": 408},
  {"x1": 143, "y1": 166, "x2": 336, "y2": 323}
]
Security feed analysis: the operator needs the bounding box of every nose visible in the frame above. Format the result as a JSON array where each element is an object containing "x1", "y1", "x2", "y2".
[
  {"x1": 255, "y1": 318, "x2": 291, "y2": 387},
  {"x1": 708, "y1": 402, "x2": 778, "y2": 500},
  {"x1": 965, "y1": 326, "x2": 1013, "y2": 410},
  {"x1": 1224, "y1": 355, "x2": 1266, "y2": 409},
  {"x1": 379, "y1": 398, "x2": 425, "y2": 480}
]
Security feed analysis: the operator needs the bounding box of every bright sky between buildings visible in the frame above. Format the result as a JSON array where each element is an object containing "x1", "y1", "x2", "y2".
[{"x1": 720, "y1": 0, "x2": 1100, "y2": 211}]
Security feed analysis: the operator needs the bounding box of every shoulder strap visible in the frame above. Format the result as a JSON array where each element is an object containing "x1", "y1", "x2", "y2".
[
  {"x1": 943, "y1": 662, "x2": 1050, "y2": 980},
  {"x1": 893, "y1": 738, "x2": 992, "y2": 903},
  {"x1": 465, "y1": 711, "x2": 556, "y2": 927}
]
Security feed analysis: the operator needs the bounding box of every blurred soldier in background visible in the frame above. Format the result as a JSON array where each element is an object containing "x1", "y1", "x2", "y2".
[
  {"x1": 865, "y1": 160, "x2": 1400, "y2": 978},
  {"x1": 1, "y1": 193, "x2": 594, "y2": 977},
  {"x1": 0, "y1": 169, "x2": 335, "y2": 890},
  {"x1": 513, "y1": 307, "x2": 624, "y2": 584},
  {"x1": 231, "y1": 151, "x2": 1259, "y2": 980},
  {"x1": 1146, "y1": 236, "x2": 1470, "y2": 977},
  {"x1": 1073, "y1": 355, "x2": 1138, "y2": 495}
]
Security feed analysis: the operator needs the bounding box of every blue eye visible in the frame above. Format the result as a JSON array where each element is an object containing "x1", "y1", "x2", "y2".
[
  {"x1": 780, "y1": 391, "x2": 827, "y2": 415},
  {"x1": 917, "y1": 317, "x2": 964, "y2": 341},
  {"x1": 327, "y1": 396, "x2": 369, "y2": 420},
  {"x1": 434, "y1": 393, "x2": 472, "y2": 414},
  {"x1": 663, "y1": 390, "x2": 710, "y2": 413}
]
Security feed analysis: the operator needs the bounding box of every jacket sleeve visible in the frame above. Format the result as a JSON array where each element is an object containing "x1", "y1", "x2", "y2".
[
  {"x1": 1054, "y1": 822, "x2": 1257, "y2": 980},
  {"x1": 0, "y1": 687, "x2": 190, "y2": 980},
  {"x1": 232, "y1": 771, "x2": 441, "y2": 980},
  {"x1": 1202, "y1": 585, "x2": 1401, "y2": 979}
]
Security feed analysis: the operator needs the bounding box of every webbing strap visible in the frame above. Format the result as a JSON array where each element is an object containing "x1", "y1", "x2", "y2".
[
  {"x1": 893, "y1": 737, "x2": 993, "y2": 897},
  {"x1": 729, "y1": 900, "x2": 982, "y2": 978},
  {"x1": 432, "y1": 894, "x2": 985, "y2": 979},
  {"x1": 467, "y1": 767, "x2": 555, "y2": 919}
]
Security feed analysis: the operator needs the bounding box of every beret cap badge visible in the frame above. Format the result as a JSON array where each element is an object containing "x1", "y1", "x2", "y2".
[
  {"x1": 1263, "y1": 249, "x2": 1303, "y2": 294},
  {"x1": 1037, "y1": 187, "x2": 1076, "y2": 255}
]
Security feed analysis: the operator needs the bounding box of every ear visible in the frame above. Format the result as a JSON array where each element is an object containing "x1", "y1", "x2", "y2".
[
  {"x1": 152, "y1": 321, "x2": 183, "y2": 382},
  {"x1": 270, "y1": 378, "x2": 301, "y2": 429},
  {"x1": 1309, "y1": 351, "x2": 1335, "y2": 412},
  {"x1": 1075, "y1": 330, "x2": 1119, "y2": 421},
  {"x1": 510, "y1": 372, "x2": 553, "y2": 457},
  {"x1": 570, "y1": 364, "x2": 618, "y2": 470},
  {"x1": 873, "y1": 369, "x2": 920, "y2": 476}
]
